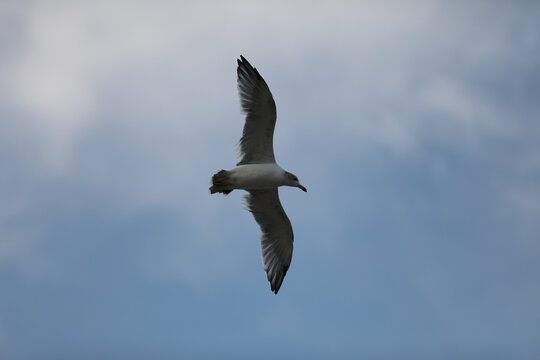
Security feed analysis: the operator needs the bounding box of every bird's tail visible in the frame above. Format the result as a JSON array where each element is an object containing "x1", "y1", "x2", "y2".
[{"x1": 210, "y1": 169, "x2": 233, "y2": 195}]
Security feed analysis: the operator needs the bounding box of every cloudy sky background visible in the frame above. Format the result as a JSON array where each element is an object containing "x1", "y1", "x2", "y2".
[{"x1": 1, "y1": 1, "x2": 540, "y2": 359}]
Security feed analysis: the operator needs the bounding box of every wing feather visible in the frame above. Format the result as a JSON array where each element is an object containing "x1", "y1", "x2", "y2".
[
  {"x1": 244, "y1": 189, "x2": 293, "y2": 294},
  {"x1": 236, "y1": 56, "x2": 277, "y2": 165}
]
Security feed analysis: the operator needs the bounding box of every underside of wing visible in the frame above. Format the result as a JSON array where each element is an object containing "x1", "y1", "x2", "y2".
[
  {"x1": 236, "y1": 56, "x2": 277, "y2": 165},
  {"x1": 244, "y1": 189, "x2": 293, "y2": 294}
]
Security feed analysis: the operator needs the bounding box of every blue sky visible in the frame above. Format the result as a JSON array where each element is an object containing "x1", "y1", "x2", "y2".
[{"x1": 1, "y1": 1, "x2": 539, "y2": 359}]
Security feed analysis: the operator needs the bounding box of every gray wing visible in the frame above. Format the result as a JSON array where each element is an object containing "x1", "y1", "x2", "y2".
[
  {"x1": 236, "y1": 56, "x2": 277, "y2": 165},
  {"x1": 244, "y1": 189, "x2": 293, "y2": 294}
]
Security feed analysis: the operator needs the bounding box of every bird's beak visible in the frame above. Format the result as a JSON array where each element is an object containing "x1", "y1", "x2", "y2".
[{"x1": 297, "y1": 184, "x2": 307, "y2": 192}]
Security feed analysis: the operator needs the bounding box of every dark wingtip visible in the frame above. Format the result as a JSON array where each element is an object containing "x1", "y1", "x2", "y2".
[
  {"x1": 238, "y1": 55, "x2": 247, "y2": 67},
  {"x1": 238, "y1": 55, "x2": 253, "y2": 69},
  {"x1": 236, "y1": 55, "x2": 264, "y2": 83},
  {"x1": 268, "y1": 265, "x2": 289, "y2": 294}
]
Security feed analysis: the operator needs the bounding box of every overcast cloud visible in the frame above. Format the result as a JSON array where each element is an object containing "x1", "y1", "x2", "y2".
[{"x1": 1, "y1": 1, "x2": 539, "y2": 359}]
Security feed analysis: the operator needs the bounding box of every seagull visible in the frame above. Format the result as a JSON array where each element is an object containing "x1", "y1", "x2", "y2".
[{"x1": 210, "y1": 56, "x2": 307, "y2": 294}]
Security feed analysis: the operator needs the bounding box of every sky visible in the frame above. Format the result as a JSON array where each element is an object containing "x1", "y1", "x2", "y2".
[{"x1": 1, "y1": 1, "x2": 540, "y2": 359}]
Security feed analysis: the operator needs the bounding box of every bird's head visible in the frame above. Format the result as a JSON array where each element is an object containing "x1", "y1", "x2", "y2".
[{"x1": 284, "y1": 171, "x2": 307, "y2": 192}]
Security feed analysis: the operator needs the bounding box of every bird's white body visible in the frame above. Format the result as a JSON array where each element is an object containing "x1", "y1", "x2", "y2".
[{"x1": 229, "y1": 163, "x2": 286, "y2": 190}]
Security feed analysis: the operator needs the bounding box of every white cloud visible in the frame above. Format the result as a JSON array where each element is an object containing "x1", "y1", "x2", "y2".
[
  {"x1": 418, "y1": 76, "x2": 511, "y2": 142},
  {"x1": 4, "y1": 2, "x2": 213, "y2": 171},
  {"x1": 4, "y1": 1, "x2": 532, "y2": 168}
]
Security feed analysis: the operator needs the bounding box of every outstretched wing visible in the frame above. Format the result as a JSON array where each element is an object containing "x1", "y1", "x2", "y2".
[
  {"x1": 244, "y1": 189, "x2": 293, "y2": 294},
  {"x1": 236, "y1": 56, "x2": 277, "y2": 165}
]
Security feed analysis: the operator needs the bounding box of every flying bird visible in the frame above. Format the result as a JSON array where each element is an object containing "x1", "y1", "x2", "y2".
[{"x1": 210, "y1": 56, "x2": 307, "y2": 294}]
